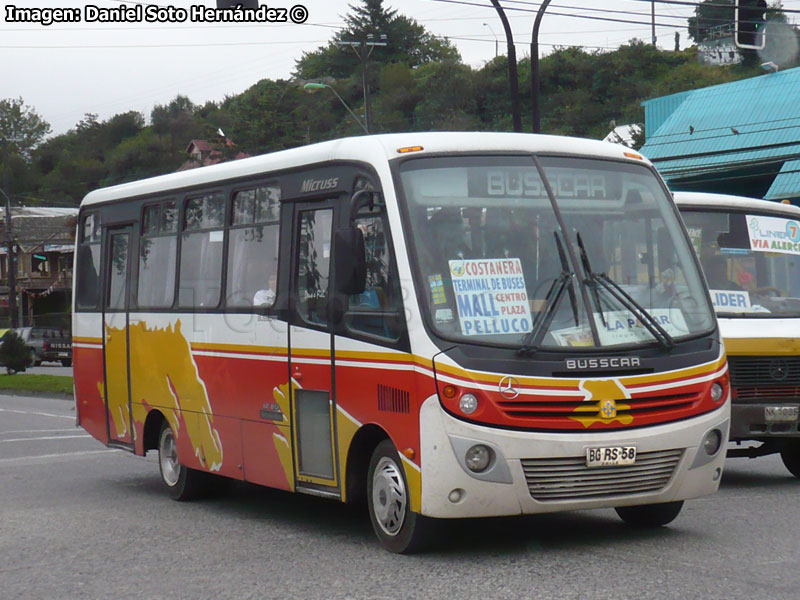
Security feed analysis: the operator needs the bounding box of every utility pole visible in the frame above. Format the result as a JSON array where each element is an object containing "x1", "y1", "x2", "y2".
[
  {"x1": 0, "y1": 135, "x2": 20, "y2": 329},
  {"x1": 652, "y1": 1, "x2": 657, "y2": 46},
  {"x1": 338, "y1": 33, "x2": 388, "y2": 134},
  {"x1": 490, "y1": 1, "x2": 522, "y2": 133},
  {"x1": 0, "y1": 188, "x2": 17, "y2": 329},
  {"x1": 483, "y1": 22, "x2": 499, "y2": 58},
  {"x1": 531, "y1": 0, "x2": 552, "y2": 134}
]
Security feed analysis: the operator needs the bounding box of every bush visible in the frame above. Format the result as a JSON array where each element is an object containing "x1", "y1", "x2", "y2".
[{"x1": 0, "y1": 331, "x2": 32, "y2": 374}]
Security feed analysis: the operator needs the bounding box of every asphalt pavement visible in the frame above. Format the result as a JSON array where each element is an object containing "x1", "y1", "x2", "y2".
[{"x1": 1, "y1": 393, "x2": 799, "y2": 600}]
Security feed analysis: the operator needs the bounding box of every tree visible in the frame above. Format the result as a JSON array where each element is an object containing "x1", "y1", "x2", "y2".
[
  {"x1": 294, "y1": 0, "x2": 458, "y2": 80},
  {"x1": 0, "y1": 98, "x2": 51, "y2": 160}
]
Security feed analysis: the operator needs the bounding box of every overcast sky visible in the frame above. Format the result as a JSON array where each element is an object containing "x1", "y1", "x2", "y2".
[{"x1": 2, "y1": 0, "x2": 797, "y2": 138}]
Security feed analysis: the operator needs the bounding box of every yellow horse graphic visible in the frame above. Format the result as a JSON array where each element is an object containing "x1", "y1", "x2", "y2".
[{"x1": 102, "y1": 320, "x2": 224, "y2": 471}]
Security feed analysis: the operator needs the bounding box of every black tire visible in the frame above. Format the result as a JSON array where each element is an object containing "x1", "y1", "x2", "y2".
[
  {"x1": 367, "y1": 439, "x2": 434, "y2": 553},
  {"x1": 779, "y1": 440, "x2": 800, "y2": 478},
  {"x1": 61, "y1": 359, "x2": 72, "y2": 367},
  {"x1": 157, "y1": 421, "x2": 209, "y2": 501},
  {"x1": 615, "y1": 500, "x2": 684, "y2": 528}
]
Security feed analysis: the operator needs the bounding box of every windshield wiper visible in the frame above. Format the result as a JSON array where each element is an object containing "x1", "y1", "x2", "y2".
[
  {"x1": 518, "y1": 232, "x2": 579, "y2": 355},
  {"x1": 576, "y1": 232, "x2": 674, "y2": 351}
]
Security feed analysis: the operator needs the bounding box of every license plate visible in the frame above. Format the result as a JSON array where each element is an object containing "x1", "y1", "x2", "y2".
[
  {"x1": 765, "y1": 406, "x2": 799, "y2": 422},
  {"x1": 586, "y1": 446, "x2": 636, "y2": 468}
]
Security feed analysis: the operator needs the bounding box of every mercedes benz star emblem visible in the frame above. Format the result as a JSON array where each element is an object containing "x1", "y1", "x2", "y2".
[
  {"x1": 769, "y1": 359, "x2": 789, "y2": 382},
  {"x1": 498, "y1": 376, "x2": 520, "y2": 399}
]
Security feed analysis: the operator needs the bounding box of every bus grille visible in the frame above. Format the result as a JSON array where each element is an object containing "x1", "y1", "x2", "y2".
[
  {"x1": 498, "y1": 392, "x2": 701, "y2": 421},
  {"x1": 520, "y1": 449, "x2": 683, "y2": 502},
  {"x1": 729, "y1": 356, "x2": 800, "y2": 401}
]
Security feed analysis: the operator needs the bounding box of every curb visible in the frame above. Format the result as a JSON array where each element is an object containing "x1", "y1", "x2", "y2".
[{"x1": 0, "y1": 389, "x2": 74, "y2": 401}]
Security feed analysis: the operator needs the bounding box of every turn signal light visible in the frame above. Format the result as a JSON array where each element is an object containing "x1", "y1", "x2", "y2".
[
  {"x1": 442, "y1": 385, "x2": 458, "y2": 398},
  {"x1": 397, "y1": 145, "x2": 424, "y2": 153}
]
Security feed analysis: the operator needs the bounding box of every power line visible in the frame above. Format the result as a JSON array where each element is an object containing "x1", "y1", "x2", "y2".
[
  {"x1": 647, "y1": 114, "x2": 800, "y2": 143},
  {"x1": 428, "y1": 0, "x2": 712, "y2": 29}
]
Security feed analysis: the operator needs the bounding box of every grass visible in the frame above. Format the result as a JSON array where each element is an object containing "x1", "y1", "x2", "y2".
[{"x1": 0, "y1": 373, "x2": 74, "y2": 396}]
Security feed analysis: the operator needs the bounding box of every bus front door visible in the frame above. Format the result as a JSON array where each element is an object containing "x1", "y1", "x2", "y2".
[
  {"x1": 289, "y1": 202, "x2": 340, "y2": 495},
  {"x1": 102, "y1": 226, "x2": 134, "y2": 448}
]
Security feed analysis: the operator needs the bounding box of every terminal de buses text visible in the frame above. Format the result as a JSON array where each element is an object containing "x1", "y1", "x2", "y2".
[{"x1": 4, "y1": 4, "x2": 309, "y2": 26}]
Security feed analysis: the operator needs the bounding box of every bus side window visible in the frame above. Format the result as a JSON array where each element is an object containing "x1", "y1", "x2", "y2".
[
  {"x1": 345, "y1": 212, "x2": 403, "y2": 340},
  {"x1": 178, "y1": 192, "x2": 225, "y2": 308},
  {"x1": 76, "y1": 213, "x2": 101, "y2": 309},
  {"x1": 138, "y1": 201, "x2": 177, "y2": 308},
  {"x1": 227, "y1": 185, "x2": 281, "y2": 308}
]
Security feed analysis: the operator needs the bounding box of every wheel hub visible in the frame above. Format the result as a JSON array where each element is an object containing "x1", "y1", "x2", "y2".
[
  {"x1": 372, "y1": 456, "x2": 407, "y2": 536},
  {"x1": 159, "y1": 428, "x2": 181, "y2": 487}
]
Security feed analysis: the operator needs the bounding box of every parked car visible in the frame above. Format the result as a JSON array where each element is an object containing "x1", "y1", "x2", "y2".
[{"x1": 16, "y1": 326, "x2": 73, "y2": 367}]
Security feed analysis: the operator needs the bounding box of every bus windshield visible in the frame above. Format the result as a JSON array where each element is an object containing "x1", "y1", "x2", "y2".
[
  {"x1": 680, "y1": 209, "x2": 800, "y2": 318},
  {"x1": 399, "y1": 155, "x2": 714, "y2": 349}
]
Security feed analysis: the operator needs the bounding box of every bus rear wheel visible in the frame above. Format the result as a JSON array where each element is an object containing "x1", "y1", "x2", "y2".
[
  {"x1": 615, "y1": 500, "x2": 683, "y2": 527},
  {"x1": 367, "y1": 440, "x2": 433, "y2": 554},
  {"x1": 158, "y1": 422, "x2": 208, "y2": 501},
  {"x1": 779, "y1": 440, "x2": 800, "y2": 478}
]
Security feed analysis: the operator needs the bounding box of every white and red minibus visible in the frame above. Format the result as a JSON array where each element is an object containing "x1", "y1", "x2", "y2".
[{"x1": 74, "y1": 133, "x2": 729, "y2": 552}]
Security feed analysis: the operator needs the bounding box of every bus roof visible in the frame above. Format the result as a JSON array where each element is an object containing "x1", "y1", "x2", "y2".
[
  {"x1": 79, "y1": 132, "x2": 651, "y2": 208},
  {"x1": 673, "y1": 191, "x2": 800, "y2": 217}
]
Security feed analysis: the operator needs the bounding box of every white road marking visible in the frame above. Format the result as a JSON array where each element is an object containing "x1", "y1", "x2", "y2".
[
  {"x1": 0, "y1": 449, "x2": 121, "y2": 465},
  {"x1": 0, "y1": 434, "x2": 91, "y2": 443},
  {"x1": 0, "y1": 408, "x2": 74, "y2": 420},
  {"x1": 1, "y1": 429, "x2": 78, "y2": 435}
]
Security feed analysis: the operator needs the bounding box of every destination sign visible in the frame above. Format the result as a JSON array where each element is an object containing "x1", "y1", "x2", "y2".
[
  {"x1": 449, "y1": 258, "x2": 532, "y2": 336},
  {"x1": 467, "y1": 167, "x2": 622, "y2": 200}
]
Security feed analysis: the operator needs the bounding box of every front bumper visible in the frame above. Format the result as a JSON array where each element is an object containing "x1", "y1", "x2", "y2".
[
  {"x1": 419, "y1": 396, "x2": 730, "y2": 519},
  {"x1": 730, "y1": 402, "x2": 800, "y2": 439}
]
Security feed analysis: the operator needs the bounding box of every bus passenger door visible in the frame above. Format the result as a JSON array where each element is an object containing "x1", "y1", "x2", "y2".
[
  {"x1": 289, "y1": 201, "x2": 339, "y2": 495},
  {"x1": 102, "y1": 226, "x2": 134, "y2": 448}
]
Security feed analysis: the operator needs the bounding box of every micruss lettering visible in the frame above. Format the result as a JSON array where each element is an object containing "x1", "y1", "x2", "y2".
[
  {"x1": 300, "y1": 178, "x2": 340, "y2": 193},
  {"x1": 5, "y1": 5, "x2": 81, "y2": 26}
]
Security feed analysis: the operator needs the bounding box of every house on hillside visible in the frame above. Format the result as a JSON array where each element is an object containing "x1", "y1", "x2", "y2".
[
  {"x1": 0, "y1": 207, "x2": 78, "y2": 328},
  {"x1": 178, "y1": 137, "x2": 250, "y2": 171},
  {"x1": 640, "y1": 66, "x2": 800, "y2": 203}
]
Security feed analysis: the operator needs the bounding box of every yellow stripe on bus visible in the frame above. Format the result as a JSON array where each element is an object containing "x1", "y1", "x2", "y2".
[{"x1": 724, "y1": 337, "x2": 800, "y2": 356}]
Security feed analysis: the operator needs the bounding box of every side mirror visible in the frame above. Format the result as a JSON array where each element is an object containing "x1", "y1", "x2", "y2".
[{"x1": 334, "y1": 226, "x2": 366, "y2": 295}]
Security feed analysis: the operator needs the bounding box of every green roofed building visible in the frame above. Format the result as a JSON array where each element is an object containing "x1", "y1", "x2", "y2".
[{"x1": 640, "y1": 66, "x2": 800, "y2": 203}]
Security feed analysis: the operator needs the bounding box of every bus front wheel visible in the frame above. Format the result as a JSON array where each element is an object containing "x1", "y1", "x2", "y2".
[
  {"x1": 158, "y1": 422, "x2": 207, "y2": 501},
  {"x1": 779, "y1": 441, "x2": 800, "y2": 478},
  {"x1": 615, "y1": 500, "x2": 683, "y2": 527},
  {"x1": 367, "y1": 440, "x2": 432, "y2": 553}
]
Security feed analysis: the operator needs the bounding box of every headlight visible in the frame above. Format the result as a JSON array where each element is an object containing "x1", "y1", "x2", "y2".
[
  {"x1": 465, "y1": 444, "x2": 493, "y2": 472},
  {"x1": 459, "y1": 393, "x2": 479, "y2": 415},
  {"x1": 710, "y1": 382, "x2": 724, "y2": 403},
  {"x1": 703, "y1": 429, "x2": 723, "y2": 456}
]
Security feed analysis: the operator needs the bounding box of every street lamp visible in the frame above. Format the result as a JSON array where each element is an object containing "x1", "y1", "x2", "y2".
[
  {"x1": 483, "y1": 22, "x2": 498, "y2": 58},
  {"x1": 531, "y1": 0, "x2": 552, "y2": 133},
  {"x1": 303, "y1": 83, "x2": 369, "y2": 135}
]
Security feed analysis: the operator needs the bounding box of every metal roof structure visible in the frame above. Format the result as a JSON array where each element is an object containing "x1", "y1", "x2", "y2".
[{"x1": 640, "y1": 67, "x2": 800, "y2": 201}]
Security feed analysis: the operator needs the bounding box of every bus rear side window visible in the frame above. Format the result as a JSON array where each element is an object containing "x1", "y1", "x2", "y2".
[
  {"x1": 179, "y1": 193, "x2": 225, "y2": 308},
  {"x1": 76, "y1": 213, "x2": 101, "y2": 309}
]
